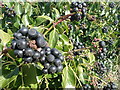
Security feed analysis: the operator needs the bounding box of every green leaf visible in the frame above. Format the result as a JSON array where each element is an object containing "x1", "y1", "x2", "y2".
[
  {"x1": 59, "y1": 34, "x2": 69, "y2": 45},
  {"x1": 53, "y1": 8, "x2": 60, "y2": 18},
  {"x1": 25, "y1": 3, "x2": 33, "y2": 16},
  {"x1": 0, "y1": 76, "x2": 6, "y2": 88},
  {"x1": 2, "y1": 76, "x2": 17, "y2": 88},
  {"x1": 87, "y1": 52, "x2": 95, "y2": 63},
  {"x1": 7, "y1": 29, "x2": 13, "y2": 36},
  {"x1": 36, "y1": 16, "x2": 53, "y2": 25},
  {"x1": 49, "y1": 29, "x2": 59, "y2": 48},
  {"x1": 6, "y1": 67, "x2": 19, "y2": 78},
  {"x1": 62, "y1": 66, "x2": 75, "y2": 88},
  {"x1": 22, "y1": 15, "x2": 29, "y2": 27},
  {"x1": 0, "y1": 30, "x2": 11, "y2": 46},
  {"x1": 14, "y1": 17, "x2": 20, "y2": 29},
  {"x1": 77, "y1": 66, "x2": 85, "y2": 84},
  {"x1": 21, "y1": 64, "x2": 37, "y2": 86},
  {"x1": 14, "y1": 3, "x2": 23, "y2": 15}
]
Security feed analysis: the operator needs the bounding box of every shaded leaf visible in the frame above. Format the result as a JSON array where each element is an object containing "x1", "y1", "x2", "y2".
[
  {"x1": 6, "y1": 67, "x2": 19, "y2": 78},
  {"x1": 22, "y1": 64, "x2": 37, "y2": 86}
]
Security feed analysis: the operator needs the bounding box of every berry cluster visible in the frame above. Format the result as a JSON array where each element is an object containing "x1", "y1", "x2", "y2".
[
  {"x1": 109, "y1": 2, "x2": 115, "y2": 8},
  {"x1": 103, "y1": 82, "x2": 117, "y2": 90},
  {"x1": 93, "y1": 62, "x2": 107, "y2": 75},
  {"x1": 73, "y1": 41, "x2": 85, "y2": 55},
  {"x1": 11, "y1": 27, "x2": 64, "y2": 74},
  {"x1": 96, "y1": 41, "x2": 107, "y2": 60},
  {"x1": 2, "y1": 4, "x2": 16, "y2": 18},
  {"x1": 82, "y1": 84, "x2": 91, "y2": 90},
  {"x1": 70, "y1": 2, "x2": 87, "y2": 21}
]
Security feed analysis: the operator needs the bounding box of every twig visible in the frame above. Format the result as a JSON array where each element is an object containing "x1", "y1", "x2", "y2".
[{"x1": 6, "y1": 53, "x2": 15, "y2": 62}]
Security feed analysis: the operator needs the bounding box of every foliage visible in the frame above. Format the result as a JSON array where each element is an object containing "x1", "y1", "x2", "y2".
[{"x1": 0, "y1": 1, "x2": 119, "y2": 89}]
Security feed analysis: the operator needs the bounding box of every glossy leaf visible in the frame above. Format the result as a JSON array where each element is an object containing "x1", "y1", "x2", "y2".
[{"x1": 49, "y1": 29, "x2": 59, "y2": 48}]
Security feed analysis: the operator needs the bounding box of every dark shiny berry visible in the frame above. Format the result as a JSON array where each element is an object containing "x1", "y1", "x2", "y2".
[
  {"x1": 49, "y1": 65, "x2": 57, "y2": 74},
  {"x1": 45, "y1": 47, "x2": 51, "y2": 51},
  {"x1": 83, "y1": 84, "x2": 91, "y2": 90},
  {"x1": 28, "y1": 28, "x2": 38, "y2": 39},
  {"x1": 51, "y1": 48, "x2": 59, "y2": 56},
  {"x1": 109, "y1": 2, "x2": 115, "y2": 8},
  {"x1": 13, "y1": 33, "x2": 23, "y2": 39},
  {"x1": 40, "y1": 50, "x2": 45, "y2": 56},
  {"x1": 102, "y1": 27, "x2": 108, "y2": 33},
  {"x1": 33, "y1": 51, "x2": 40, "y2": 59},
  {"x1": 73, "y1": 7, "x2": 78, "y2": 12},
  {"x1": 16, "y1": 39, "x2": 27, "y2": 49},
  {"x1": 46, "y1": 54, "x2": 55, "y2": 62},
  {"x1": 14, "y1": 50, "x2": 23, "y2": 58},
  {"x1": 36, "y1": 37, "x2": 47, "y2": 48},
  {"x1": 82, "y1": 3, "x2": 87, "y2": 7},
  {"x1": 5, "y1": 7, "x2": 9, "y2": 10},
  {"x1": 19, "y1": 27, "x2": 28, "y2": 36},
  {"x1": 78, "y1": 4, "x2": 82, "y2": 9},
  {"x1": 57, "y1": 65, "x2": 63, "y2": 72},
  {"x1": 40, "y1": 56, "x2": 46, "y2": 63},
  {"x1": 44, "y1": 62, "x2": 50, "y2": 69},
  {"x1": 37, "y1": 33, "x2": 43, "y2": 38},
  {"x1": 11, "y1": 40, "x2": 17, "y2": 49},
  {"x1": 58, "y1": 55, "x2": 64, "y2": 62},
  {"x1": 102, "y1": 48, "x2": 107, "y2": 53},
  {"x1": 24, "y1": 48, "x2": 34, "y2": 57},
  {"x1": 99, "y1": 41, "x2": 106, "y2": 47},
  {"x1": 24, "y1": 57, "x2": 33, "y2": 63},
  {"x1": 45, "y1": 51, "x2": 51, "y2": 55},
  {"x1": 42, "y1": 68, "x2": 48, "y2": 74},
  {"x1": 54, "y1": 59, "x2": 61, "y2": 66}
]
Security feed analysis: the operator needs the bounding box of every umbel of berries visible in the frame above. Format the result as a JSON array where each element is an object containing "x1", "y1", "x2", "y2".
[
  {"x1": 73, "y1": 41, "x2": 85, "y2": 55},
  {"x1": 2, "y1": 4, "x2": 16, "y2": 17},
  {"x1": 42, "y1": 48, "x2": 64, "y2": 74},
  {"x1": 11, "y1": 27, "x2": 64, "y2": 74},
  {"x1": 70, "y1": 2, "x2": 87, "y2": 21}
]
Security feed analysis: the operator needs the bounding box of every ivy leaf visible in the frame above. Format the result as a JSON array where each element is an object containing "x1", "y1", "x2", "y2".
[
  {"x1": 49, "y1": 29, "x2": 59, "y2": 48},
  {"x1": 0, "y1": 30, "x2": 11, "y2": 46},
  {"x1": 22, "y1": 15, "x2": 29, "y2": 27},
  {"x1": 21, "y1": 64, "x2": 37, "y2": 86},
  {"x1": 36, "y1": 16, "x2": 53, "y2": 25},
  {"x1": 62, "y1": 66, "x2": 75, "y2": 88}
]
